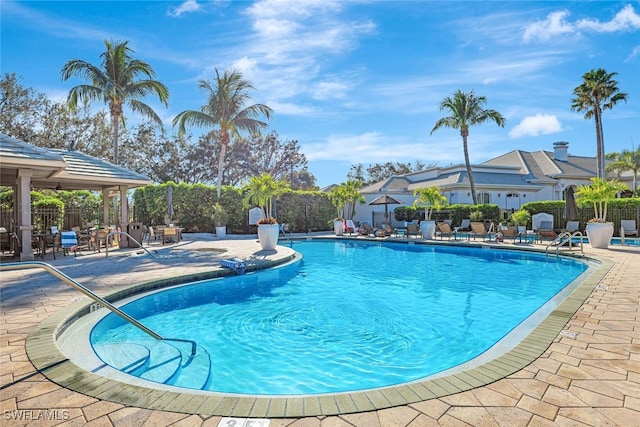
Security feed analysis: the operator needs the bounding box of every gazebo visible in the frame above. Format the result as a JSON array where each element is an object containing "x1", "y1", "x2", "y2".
[{"x1": 0, "y1": 134, "x2": 152, "y2": 260}]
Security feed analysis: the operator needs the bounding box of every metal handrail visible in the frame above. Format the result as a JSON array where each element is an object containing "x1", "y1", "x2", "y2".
[
  {"x1": 545, "y1": 231, "x2": 583, "y2": 256},
  {"x1": 0, "y1": 262, "x2": 196, "y2": 355},
  {"x1": 105, "y1": 231, "x2": 157, "y2": 258}
]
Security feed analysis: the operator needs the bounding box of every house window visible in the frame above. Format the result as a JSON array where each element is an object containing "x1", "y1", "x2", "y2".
[{"x1": 477, "y1": 192, "x2": 490, "y2": 204}]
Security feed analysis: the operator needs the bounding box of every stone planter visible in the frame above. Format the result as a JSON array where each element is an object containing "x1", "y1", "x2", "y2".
[
  {"x1": 420, "y1": 220, "x2": 436, "y2": 240},
  {"x1": 257, "y1": 224, "x2": 279, "y2": 250},
  {"x1": 215, "y1": 226, "x2": 226, "y2": 238},
  {"x1": 585, "y1": 222, "x2": 614, "y2": 249},
  {"x1": 333, "y1": 220, "x2": 344, "y2": 236}
]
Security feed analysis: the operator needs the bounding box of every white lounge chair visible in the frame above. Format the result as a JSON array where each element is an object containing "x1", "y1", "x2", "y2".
[
  {"x1": 344, "y1": 219, "x2": 357, "y2": 235},
  {"x1": 620, "y1": 220, "x2": 638, "y2": 237}
]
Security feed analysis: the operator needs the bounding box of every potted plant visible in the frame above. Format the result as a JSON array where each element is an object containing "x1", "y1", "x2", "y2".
[
  {"x1": 413, "y1": 186, "x2": 447, "y2": 239},
  {"x1": 510, "y1": 209, "x2": 531, "y2": 234},
  {"x1": 243, "y1": 173, "x2": 289, "y2": 250},
  {"x1": 576, "y1": 177, "x2": 628, "y2": 248},
  {"x1": 212, "y1": 203, "x2": 228, "y2": 238},
  {"x1": 328, "y1": 181, "x2": 363, "y2": 236}
]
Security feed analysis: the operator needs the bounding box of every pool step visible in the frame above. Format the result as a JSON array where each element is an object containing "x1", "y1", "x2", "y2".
[
  {"x1": 93, "y1": 339, "x2": 212, "y2": 390},
  {"x1": 93, "y1": 342, "x2": 149, "y2": 372}
]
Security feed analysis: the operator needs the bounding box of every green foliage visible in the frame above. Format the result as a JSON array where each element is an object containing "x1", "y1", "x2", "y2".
[
  {"x1": 520, "y1": 200, "x2": 565, "y2": 214},
  {"x1": 212, "y1": 203, "x2": 228, "y2": 226},
  {"x1": 469, "y1": 210, "x2": 484, "y2": 222},
  {"x1": 413, "y1": 187, "x2": 447, "y2": 220},
  {"x1": 393, "y1": 206, "x2": 421, "y2": 222},
  {"x1": 328, "y1": 180, "x2": 363, "y2": 220},
  {"x1": 277, "y1": 191, "x2": 334, "y2": 232},
  {"x1": 510, "y1": 209, "x2": 531, "y2": 227},
  {"x1": 575, "y1": 177, "x2": 628, "y2": 222},
  {"x1": 242, "y1": 173, "x2": 289, "y2": 223},
  {"x1": 447, "y1": 203, "x2": 501, "y2": 225}
]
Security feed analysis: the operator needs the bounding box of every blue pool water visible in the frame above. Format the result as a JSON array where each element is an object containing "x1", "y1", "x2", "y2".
[{"x1": 91, "y1": 240, "x2": 588, "y2": 395}]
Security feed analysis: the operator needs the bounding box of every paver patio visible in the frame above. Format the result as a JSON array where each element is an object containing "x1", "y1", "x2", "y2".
[{"x1": 1, "y1": 234, "x2": 638, "y2": 426}]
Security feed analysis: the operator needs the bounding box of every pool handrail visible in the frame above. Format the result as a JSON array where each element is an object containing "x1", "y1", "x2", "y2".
[
  {"x1": 545, "y1": 231, "x2": 584, "y2": 256},
  {"x1": 0, "y1": 261, "x2": 196, "y2": 355},
  {"x1": 105, "y1": 231, "x2": 157, "y2": 258}
]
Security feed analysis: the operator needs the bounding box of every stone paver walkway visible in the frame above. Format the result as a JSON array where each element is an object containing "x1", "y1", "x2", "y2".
[{"x1": 1, "y1": 234, "x2": 638, "y2": 426}]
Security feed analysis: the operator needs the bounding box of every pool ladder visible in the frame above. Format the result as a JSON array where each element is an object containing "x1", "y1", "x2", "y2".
[
  {"x1": 0, "y1": 261, "x2": 197, "y2": 355},
  {"x1": 545, "y1": 231, "x2": 584, "y2": 256}
]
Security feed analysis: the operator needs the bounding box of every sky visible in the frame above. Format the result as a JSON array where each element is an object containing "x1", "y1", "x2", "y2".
[{"x1": 1, "y1": 1, "x2": 639, "y2": 188}]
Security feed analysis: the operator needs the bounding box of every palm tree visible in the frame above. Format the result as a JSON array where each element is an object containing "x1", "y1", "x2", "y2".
[
  {"x1": 606, "y1": 147, "x2": 640, "y2": 195},
  {"x1": 431, "y1": 90, "x2": 505, "y2": 204},
  {"x1": 242, "y1": 173, "x2": 289, "y2": 222},
  {"x1": 328, "y1": 180, "x2": 364, "y2": 220},
  {"x1": 61, "y1": 39, "x2": 169, "y2": 164},
  {"x1": 571, "y1": 68, "x2": 628, "y2": 180},
  {"x1": 173, "y1": 68, "x2": 273, "y2": 197}
]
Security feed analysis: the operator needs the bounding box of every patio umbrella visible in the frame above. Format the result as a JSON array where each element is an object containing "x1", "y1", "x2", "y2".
[
  {"x1": 167, "y1": 186, "x2": 174, "y2": 219},
  {"x1": 564, "y1": 186, "x2": 578, "y2": 221},
  {"x1": 368, "y1": 194, "x2": 402, "y2": 220}
]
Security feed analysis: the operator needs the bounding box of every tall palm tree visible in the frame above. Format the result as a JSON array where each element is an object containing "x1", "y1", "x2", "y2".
[
  {"x1": 431, "y1": 90, "x2": 505, "y2": 205},
  {"x1": 571, "y1": 68, "x2": 628, "y2": 180},
  {"x1": 61, "y1": 39, "x2": 169, "y2": 164},
  {"x1": 606, "y1": 147, "x2": 640, "y2": 195},
  {"x1": 173, "y1": 68, "x2": 273, "y2": 197}
]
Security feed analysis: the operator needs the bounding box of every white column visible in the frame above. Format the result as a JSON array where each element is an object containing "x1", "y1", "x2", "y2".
[
  {"x1": 120, "y1": 185, "x2": 129, "y2": 246},
  {"x1": 16, "y1": 169, "x2": 34, "y2": 261},
  {"x1": 102, "y1": 189, "x2": 110, "y2": 226}
]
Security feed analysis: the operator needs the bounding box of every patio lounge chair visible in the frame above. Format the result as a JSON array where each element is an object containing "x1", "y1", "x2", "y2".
[
  {"x1": 457, "y1": 218, "x2": 471, "y2": 232},
  {"x1": 358, "y1": 223, "x2": 374, "y2": 236},
  {"x1": 620, "y1": 220, "x2": 638, "y2": 237},
  {"x1": 344, "y1": 219, "x2": 357, "y2": 235},
  {"x1": 436, "y1": 222, "x2": 457, "y2": 240},
  {"x1": 499, "y1": 226, "x2": 518, "y2": 243},
  {"x1": 406, "y1": 223, "x2": 421, "y2": 238},
  {"x1": 470, "y1": 222, "x2": 495, "y2": 241},
  {"x1": 562, "y1": 221, "x2": 580, "y2": 233},
  {"x1": 383, "y1": 223, "x2": 396, "y2": 236},
  {"x1": 536, "y1": 220, "x2": 557, "y2": 240}
]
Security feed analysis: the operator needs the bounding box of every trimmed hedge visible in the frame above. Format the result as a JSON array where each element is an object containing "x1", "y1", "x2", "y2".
[{"x1": 132, "y1": 184, "x2": 335, "y2": 233}]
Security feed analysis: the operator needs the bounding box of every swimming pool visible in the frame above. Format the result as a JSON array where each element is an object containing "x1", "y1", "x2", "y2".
[{"x1": 88, "y1": 240, "x2": 589, "y2": 395}]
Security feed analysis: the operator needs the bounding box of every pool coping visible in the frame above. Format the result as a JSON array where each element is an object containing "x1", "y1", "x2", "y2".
[{"x1": 25, "y1": 239, "x2": 614, "y2": 418}]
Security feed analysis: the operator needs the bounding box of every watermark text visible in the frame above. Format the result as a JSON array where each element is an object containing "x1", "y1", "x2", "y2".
[{"x1": 3, "y1": 409, "x2": 70, "y2": 421}]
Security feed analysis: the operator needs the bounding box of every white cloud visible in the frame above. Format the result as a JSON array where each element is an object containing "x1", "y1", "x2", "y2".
[
  {"x1": 509, "y1": 114, "x2": 562, "y2": 138},
  {"x1": 626, "y1": 45, "x2": 640, "y2": 62},
  {"x1": 523, "y1": 10, "x2": 576, "y2": 42},
  {"x1": 168, "y1": 0, "x2": 201, "y2": 17},
  {"x1": 523, "y1": 5, "x2": 640, "y2": 42},
  {"x1": 233, "y1": 0, "x2": 375, "y2": 108},
  {"x1": 577, "y1": 5, "x2": 640, "y2": 33}
]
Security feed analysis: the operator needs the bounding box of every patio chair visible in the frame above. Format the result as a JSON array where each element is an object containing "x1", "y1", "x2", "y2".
[
  {"x1": 60, "y1": 231, "x2": 79, "y2": 257},
  {"x1": 470, "y1": 222, "x2": 495, "y2": 241},
  {"x1": 457, "y1": 218, "x2": 471, "y2": 232},
  {"x1": 0, "y1": 228, "x2": 10, "y2": 253},
  {"x1": 562, "y1": 221, "x2": 580, "y2": 233},
  {"x1": 42, "y1": 230, "x2": 61, "y2": 259},
  {"x1": 406, "y1": 223, "x2": 421, "y2": 238},
  {"x1": 344, "y1": 219, "x2": 357, "y2": 235},
  {"x1": 436, "y1": 222, "x2": 457, "y2": 240},
  {"x1": 499, "y1": 226, "x2": 518, "y2": 243},
  {"x1": 358, "y1": 223, "x2": 374, "y2": 236},
  {"x1": 536, "y1": 220, "x2": 557, "y2": 241},
  {"x1": 383, "y1": 223, "x2": 396, "y2": 236},
  {"x1": 163, "y1": 227, "x2": 178, "y2": 244},
  {"x1": 620, "y1": 220, "x2": 638, "y2": 237},
  {"x1": 94, "y1": 229, "x2": 109, "y2": 252}
]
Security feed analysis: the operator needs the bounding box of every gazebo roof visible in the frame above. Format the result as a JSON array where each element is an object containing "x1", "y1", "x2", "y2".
[{"x1": 0, "y1": 134, "x2": 152, "y2": 191}]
